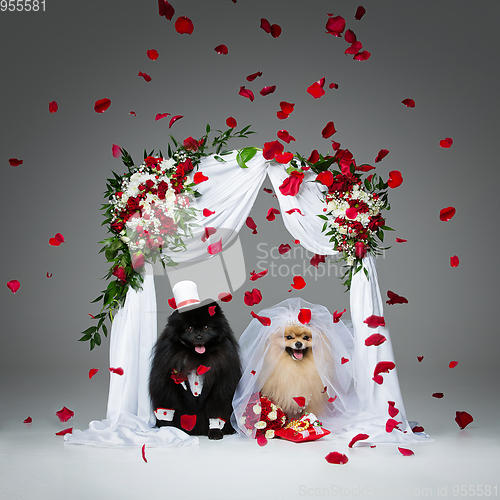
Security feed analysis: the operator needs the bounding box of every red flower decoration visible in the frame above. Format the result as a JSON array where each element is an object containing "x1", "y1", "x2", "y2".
[
  {"x1": 355, "y1": 241, "x2": 366, "y2": 259},
  {"x1": 440, "y1": 206, "x2": 456, "y2": 222},
  {"x1": 291, "y1": 276, "x2": 306, "y2": 290},
  {"x1": 279, "y1": 171, "x2": 304, "y2": 196},
  {"x1": 395, "y1": 238, "x2": 407, "y2": 243},
  {"x1": 432, "y1": 393, "x2": 444, "y2": 398},
  {"x1": 325, "y1": 15, "x2": 346, "y2": 37},
  {"x1": 333, "y1": 309, "x2": 346, "y2": 323},
  {"x1": 250, "y1": 269, "x2": 268, "y2": 281},
  {"x1": 345, "y1": 207, "x2": 358, "y2": 220},
  {"x1": 277, "y1": 130, "x2": 296, "y2": 144},
  {"x1": 7, "y1": 280, "x2": 20, "y2": 294},
  {"x1": 214, "y1": 44, "x2": 228, "y2": 55},
  {"x1": 398, "y1": 447, "x2": 414, "y2": 456},
  {"x1": 88, "y1": 368, "x2": 99, "y2": 380},
  {"x1": 147, "y1": 49, "x2": 159, "y2": 60},
  {"x1": 266, "y1": 207, "x2": 280, "y2": 221},
  {"x1": 355, "y1": 6, "x2": 366, "y2": 20},
  {"x1": 322, "y1": 121, "x2": 337, "y2": 138},
  {"x1": 386, "y1": 290, "x2": 408, "y2": 305},
  {"x1": 246, "y1": 71, "x2": 262, "y2": 82},
  {"x1": 207, "y1": 239, "x2": 223, "y2": 255},
  {"x1": 402, "y1": 98, "x2": 415, "y2": 108},
  {"x1": 260, "y1": 85, "x2": 276, "y2": 96},
  {"x1": 56, "y1": 406, "x2": 74, "y2": 423},
  {"x1": 293, "y1": 396, "x2": 306, "y2": 407},
  {"x1": 365, "y1": 333, "x2": 386, "y2": 346},
  {"x1": 94, "y1": 98, "x2": 111, "y2": 113},
  {"x1": 250, "y1": 311, "x2": 271, "y2": 326},
  {"x1": 298, "y1": 309, "x2": 311, "y2": 324},
  {"x1": 8, "y1": 158, "x2": 23, "y2": 167},
  {"x1": 439, "y1": 137, "x2": 453, "y2": 148},
  {"x1": 246, "y1": 217, "x2": 258, "y2": 234},
  {"x1": 112, "y1": 144, "x2": 121, "y2": 158},
  {"x1": 180, "y1": 414, "x2": 197, "y2": 431},
  {"x1": 455, "y1": 411, "x2": 473, "y2": 430},
  {"x1": 49, "y1": 101, "x2": 58, "y2": 113},
  {"x1": 218, "y1": 292, "x2": 232, "y2": 302},
  {"x1": 256, "y1": 435, "x2": 268, "y2": 447},
  {"x1": 169, "y1": 115, "x2": 183, "y2": 128},
  {"x1": 450, "y1": 255, "x2": 459, "y2": 268},
  {"x1": 348, "y1": 433, "x2": 369, "y2": 448},
  {"x1": 325, "y1": 452, "x2": 349, "y2": 465},
  {"x1": 387, "y1": 170, "x2": 403, "y2": 189},
  {"x1": 307, "y1": 78, "x2": 326, "y2": 99},
  {"x1": 244, "y1": 289, "x2": 262, "y2": 306},
  {"x1": 310, "y1": 254, "x2": 326, "y2": 268},
  {"x1": 109, "y1": 367, "x2": 124, "y2": 376},
  {"x1": 193, "y1": 172, "x2": 209, "y2": 184},
  {"x1": 278, "y1": 244, "x2": 291, "y2": 255},
  {"x1": 197, "y1": 365, "x2": 211, "y2": 375},
  {"x1": 158, "y1": 0, "x2": 174, "y2": 20},
  {"x1": 175, "y1": 16, "x2": 194, "y2": 35},
  {"x1": 239, "y1": 86, "x2": 255, "y2": 102},
  {"x1": 56, "y1": 428, "x2": 73, "y2": 436},
  {"x1": 208, "y1": 306, "x2": 216, "y2": 316},
  {"x1": 24, "y1": 416, "x2": 32, "y2": 424},
  {"x1": 263, "y1": 140, "x2": 284, "y2": 160},
  {"x1": 142, "y1": 444, "x2": 147, "y2": 463},
  {"x1": 138, "y1": 71, "x2": 152, "y2": 82},
  {"x1": 226, "y1": 117, "x2": 237, "y2": 128},
  {"x1": 388, "y1": 401, "x2": 399, "y2": 417}
]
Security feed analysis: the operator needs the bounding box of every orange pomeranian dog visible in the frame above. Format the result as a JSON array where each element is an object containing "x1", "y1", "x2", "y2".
[{"x1": 261, "y1": 324, "x2": 329, "y2": 418}]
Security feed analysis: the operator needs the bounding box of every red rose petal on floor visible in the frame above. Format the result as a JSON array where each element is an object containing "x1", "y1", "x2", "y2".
[
  {"x1": 412, "y1": 426, "x2": 425, "y2": 433},
  {"x1": 193, "y1": 172, "x2": 209, "y2": 184},
  {"x1": 180, "y1": 414, "x2": 197, "y2": 431},
  {"x1": 277, "y1": 130, "x2": 296, "y2": 144},
  {"x1": 141, "y1": 444, "x2": 147, "y2": 463},
  {"x1": 310, "y1": 254, "x2": 326, "y2": 268},
  {"x1": 49, "y1": 101, "x2": 58, "y2": 113},
  {"x1": 214, "y1": 44, "x2": 228, "y2": 55},
  {"x1": 24, "y1": 416, "x2": 32, "y2": 423},
  {"x1": 250, "y1": 311, "x2": 271, "y2": 326},
  {"x1": 455, "y1": 411, "x2": 473, "y2": 430},
  {"x1": 450, "y1": 255, "x2": 459, "y2": 267},
  {"x1": 348, "y1": 433, "x2": 369, "y2": 448},
  {"x1": 250, "y1": 269, "x2": 268, "y2": 281},
  {"x1": 226, "y1": 117, "x2": 237, "y2": 128},
  {"x1": 208, "y1": 306, "x2": 216, "y2": 316},
  {"x1": 244, "y1": 289, "x2": 263, "y2": 306},
  {"x1": 346, "y1": 207, "x2": 358, "y2": 219},
  {"x1": 440, "y1": 206, "x2": 456, "y2": 221},
  {"x1": 402, "y1": 98, "x2": 415, "y2": 108},
  {"x1": 417, "y1": 356, "x2": 424, "y2": 362},
  {"x1": 7, "y1": 280, "x2": 20, "y2": 294},
  {"x1": 256, "y1": 435, "x2": 268, "y2": 446},
  {"x1": 274, "y1": 152, "x2": 294, "y2": 164},
  {"x1": 355, "y1": 6, "x2": 366, "y2": 20},
  {"x1": 432, "y1": 393, "x2": 444, "y2": 398},
  {"x1": 207, "y1": 239, "x2": 223, "y2": 255},
  {"x1": 307, "y1": 78, "x2": 326, "y2": 99},
  {"x1": 260, "y1": 85, "x2": 276, "y2": 96},
  {"x1": 239, "y1": 86, "x2": 255, "y2": 102},
  {"x1": 246, "y1": 217, "x2": 258, "y2": 234},
  {"x1": 158, "y1": 0, "x2": 175, "y2": 20},
  {"x1": 246, "y1": 71, "x2": 263, "y2": 82},
  {"x1": 325, "y1": 452, "x2": 349, "y2": 465},
  {"x1": 94, "y1": 98, "x2": 111, "y2": 113},
  {"x1": 175, "y1": 16, "x2": 194, "y2": 34},
  {"x1": 155, "y1": 113, "x2": 170, "y2": 121},
  {"x1": 112, "y1": 144, "x2": 121, "y2": 158},
  {"x1": 168, "y1": 298, "x2": 177, "y2": 309},
  {"x1": 9, "y1": 158, "x2": 23, "y2": 167},
  {"x1": 298, "y1": 309, "x2": 312, "y2": 325},
  {"x1": 169, "y1": 115, "x2": 183, "y2": 128},
  {"x1": 365, "y1": 333, "x2": 386, "y2": 346},
  {"x1": 388, "y1": 401, "x2": 399, "y2": 417},
  {"x1": 398, "y1": 447, "x2": 414, "y2": 456},
  {"x1": 56, "y1": 406, "x2": 74, "y2": 423},
  {"x1": 88, "y1": 368, "x2": 99, "y2": 380},
  {"x1": 333, "y1": 309, "x2": 346, "y2": 323},
  {"x1": 386, "y1": 290, "x2": 408, "y2": 305},
  {"x1": 109, "y1": 367, "x2": 124, "y2": 376},
  {"x1": 439, "y1": 137, "x2": 453, "y2": 148},
  {"x1": 449, "y1": 361, "x2": 458, "y2": 368},
  {"x1": 386, "y1": 419, "x2": 402, "y2": 433},
  {"x1": 322, "y1": 121, "x2": 337, "y2": 138},
  {"x1": 278, "y1": 244, "x2": 291, "y2": 255},
  {"x1": 147, "y1": 49, "x2": 159, "y2": 60},
  {"x1": 46, "y1": 272, "x2": 53, "y2": 278},
  {"x1": 203, "y1": 208, "x2": 215, "y2": 217},
  {"x1": 218, "y1": 292, "x2": 232, "y2": 302},
  {"x1": 387, "y1": 170, "x2": 403, "y2": 189},
  {"x1": 341, "y1": 357, "x2": 349, "y2": 364},
  {"x1": 395, "y1": 238, "x2": 407, "y2": 243},
  {"x1": 375, "y1": 149, "x2": 389, "y2": 163},
  {"x1": 293, "y1": 396, "x2": 306, "y2": 407},
  {"x1": 197, "y1": 365, "x2": 211, "y2": 375},
  {"x1": 325, "y1": 15, "x2": 346, "y2": 37},
  {"x1": 354, "y1": 50, "x2": 371, "y2": 61},
  {"x1": 291, "y1": 276, "x2": 306, "y2": 290},
  {"x1": 56, "y1": 428, "x2": 73, "y2": 436},
  {"x1": 266, "y1": 207, "x2": 280, "y2": 221}
]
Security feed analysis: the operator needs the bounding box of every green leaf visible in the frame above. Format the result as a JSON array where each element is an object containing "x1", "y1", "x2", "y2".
[
  {"x1": 102, "y1": 324, "x2": 108, "y2": 337},
  {"x1": 78, "y1": 333, "x2": 92, "y2": 342},
  {"x1": 236, "y1": 147, "x2": 258, "y2": 168},
  {"x1": 206, "y1": 124, "x2": 211, "y2": 134},
  {"x1": 90, "y1": 295, "x2": 103, "y2": 304},
  {"x1": 94, "y1": 332, "x2": 101, "y2": 346},
  {"x1": 81, "y1": 326, "x2": 97, "y2": 335},
  {"x1": 90, "y1": 338, "x2": 95, "y2": 351}
]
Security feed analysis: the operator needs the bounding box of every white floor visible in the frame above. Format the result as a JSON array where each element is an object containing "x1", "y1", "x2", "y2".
[{"x1": 1, "y1": 369, "x2": 498, "y2": 500}]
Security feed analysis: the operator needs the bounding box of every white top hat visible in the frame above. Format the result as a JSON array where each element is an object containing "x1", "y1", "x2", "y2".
[{"x1": 172, "y1": 280, "x2": 202, "y2": 311}]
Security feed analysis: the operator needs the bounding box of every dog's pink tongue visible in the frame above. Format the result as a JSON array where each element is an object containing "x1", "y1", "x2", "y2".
[
  {"x1": 195, "y1": 346, "x2": 206, "y2": 354},
  {"x1": 294, "y1": 350, "x2": 303, "y2": 360}
]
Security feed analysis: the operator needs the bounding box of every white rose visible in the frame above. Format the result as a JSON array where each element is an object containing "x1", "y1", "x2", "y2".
[
  {"x1": 254, "y1": 421, "x2": 267, "y2": 429},
  {"x1": 265, "y1": 429, "x2": 275, "y2": 439}
]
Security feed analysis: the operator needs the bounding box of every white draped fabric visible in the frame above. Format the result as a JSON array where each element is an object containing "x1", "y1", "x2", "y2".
[{"x1": 66, "y1": 151, "x2": 429, "y2": 447}]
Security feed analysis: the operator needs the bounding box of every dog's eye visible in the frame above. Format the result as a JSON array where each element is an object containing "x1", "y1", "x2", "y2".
[
  {"x1": 285, "y1": 335, "x2": 293, "y2": 340},
  {"x1": 187, "y1": 326, "x2": 193, "y2": 332},
  {"x1": 303, "y1": 336, "x2": 310, "y2": 341},
  {"x1": 203, "y1": 326, "x2": 209, "y2": 331}
]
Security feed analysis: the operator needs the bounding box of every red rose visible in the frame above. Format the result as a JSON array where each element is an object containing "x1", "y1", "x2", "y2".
[
  {"x1": 368, "y1": 214, "x2": 385, "y2": 232},
  {"x1": 355, "y1": 241, "x2": 367, "y2": 259},
  {"x1": 110, "y1": 220, "x2": 125, "y2": 233},
  {"x1": 112, "y1": 266, "x2": 127, "y2": 283},
  {"x1": 144, "y1": 156, "x2": 161, "y2": 167},
  {"x1": 279, "y1": 171, "x2": 304, "y2": 196},
  {"x1": 183, "y1": 136, "x2": 199, "y2": 151},
  {"x1": 132, "y1": 253, "x2": 145, "y2": 271},
  {"x1": 126, "y1": 196, "x2": 140, "y2": 212},
  {"x1": 157, "y1": 180, "x2": 169, "y2": 200},
  {"x1": 161, "y1": 217, "x2": 177, "y2": 236}
]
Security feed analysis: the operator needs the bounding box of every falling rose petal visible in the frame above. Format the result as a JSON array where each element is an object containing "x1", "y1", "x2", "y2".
[
  {"x1": 331, "y1": 140, "x2": 341, "y2": 151},
  {"x1": 88, "y1": 368, "x2": 99, "y2": 380},
  {"x1": 9, "y1": 158, "x2": 23, "y2": 167},
  {"x1": 432, "y1": 393, "x2": 444, "y2": 398},
  {"x1": 197, "y1": 365, "x2": 211, "y2": 375},
  {"x1": 298, "y1": 309, "x2": 312, "y2": 325},
  {"x1": 328, "y1": 396, "x2": 337, "y2": 403},
  {"x1": 207, "y1": 239, "x2": 223, "y2": 255},
  {"x1": 246, "y1": 217, "x2": 258, "y2": 234},
  {"x1": 402, "y1": 98, "x2": 415, "y2": 108},
  {"x1": 321, "y1": 386, "x2": 328, "y2": 394},
  {"x1": 355, "y1": 6, "x2": 366, "y2": 20},
  {"x1": 322, "y1": 121, "x2": 337, "y2": 138},
  {"x1": 208, "y1": 306, "x2": 216, "y2": 316},
  {"x1": 386, "y1": 419, "x2": 402, "y2": 433},
  {"x1": 250, "y1": 311, "x2": 271, "y2": 326},
  {"x1": 316, "y1": 171, "x2": 334, "y2": 188},
  {"x1": 354, "y1": 50, "x2": 371, "y2": 61},
  {"x1": 226, "y1": 117, "x2": 237, "y2": 128},
  {"x1": 277, "y1": 111, "x2": 289, "y2": 120},
  {"x1": 218, "y1": 292, "x2": 232, "y2": 302},
  {"x1": 56, "y1": 428, "x2": 73, "y2": 436},
  {"x1": 193, "y1": 172, "x2": 209, "y2": 184},
  {"x1": 180, "y1": 414, "x2": 197, "y2": 431},
  {"x1": 55, "y1": 233, "x2": 65, "y2": 243},
  {"x1": 341, "y1": 357, "x2": 349, "y2": 364},
  {"x1": 24, "y1": 416, "x2": 33, "y2": 423},
  {"x1": 325, "y1": 15, "x2": 346, "y2": 37},
  {"x1": 263, "y1": 140, "x2": 284, "y2": 160},
  {"x1": 169, "y1": 115, "x2": 183, "y2": 128},
  {"x1": 260, "y1": 85, "x2": 276, "y2": 96},
  {"x1": 274, "y1": 152, "x2": 294, "y2": 164},
  {"x1": 7, "y1": 280, "x2": 20, "y2": 294},
  {"x1": 325, "y1": 452, "x2": 349, "y2": 465},
  {"x1": 455, "y1": 411, "x2": 473, "y2": 430},
  {"x1": 277, "y1": 130, "x2": 296, "y2": 144},
  {"x1": 256, "y1": 435, "x2": 268, "y2": 447},
  {"x1": 333, "y1": 309, "x2": 346, "y2": 323},
  {"x1": 307, "y1": 78, "x2": 326, "y2": 99},
  {"x1": 201, "y1": 227, "x2": 217, "y2": 243},
  {"x1": 373, "y1": 375, "x2": 384, "y2": 385},
  {"x1": 244, "y1": 289, "x2": 263, "y2": 306},
  {"x1": 440, "y1": 206, "x2": 456, "y2": 222},
  {"x1": 168, "y1": 297, "x2": 177, "y2": 310},
  {"x1": 329, "y1": 83, "x2": 339, "y2": 89},
  {"x1": 129, "y1": 111, "x2": 136, "y2": 116},
  {"x1": 387, "y1": 170, "x2": 403, "y2": 189},
  {"x1": 356, "y1": 164, "x2": 375, "y2": 172},
  {"x1": 388, "y1": 401, "x2": 399, "y2": 417},
  {"x1": 294, "y1": 239, "x2": 300, "y2": 244},
  {"x1": 214, "y1": 44, "x2": 228, "y2": 55},
  {"x1": 348, "y1": 434, "x2": 369, "y2": 448},
  {"x1": 395, "y1": 238, "x2": 407, "y2": 243},
  {"x1": 345, "y1": 41, "x2": 363, "y2": 55},
  {"x1": 56, "y1": 406, "x2": 74, "y2": 423},
  {"x1": 49, "y1": 101, "x2": 58, "y2": 113},
  {"x1": 155, "y1": 113, "x2": 170, "y2": 121},
  {"x1": 46, "y1": 272, "x2": 53, "y2": 278},
  {"x1": 175, "y1": 16, "x2": 194, "y2": 35},
  {"x1": 266, "y1": 207, "x2": 280, "y2": 221},
  {"x1": 286, "y1": 208, "x2": 304, "y2": 216},
  {"x1": 375, "y1": 149, "x2": 389, "y2": 163},
  {"x1": 365, "y1": 333, "x2": 386, "y2": 346},
  {"x1": 239, "y1": 86, "x2": 255, "y2": 102},
  {"x1": 250, "y1": 269, "x2": 268, "y2": 281},
  {"x1": 345, "y1": 29, "x2": 357, "y2": 43},
  {"x1": 147, "y1": 49, "x2": 159, "y2": 60},
  {"x1": 364, "y1": 315, "x2": 386, "y2": 328},
  {"x1": 141, "y1": 444, "x2": 148, "y2": 463},
  {"x1": 412, "y1": 425, "x2": 425, "y2": 433},
  {"x1": 449, "y1": 361, "x2": 458, "y2": 368},
  {"x1": 250, "y1": 370, "x2": 256, "y2": 376},
  {"x1": 158, "y1": 0, "x2": 175, "y2": 20},
  {"x1": 260, "y1": 18, "x2": 271, "y2": 33},
  {"x1": 94, "y1": 98, "x2": 111, "y2": 113},
  {"x1": 203, "y1": 208, "x2": 215, "y2": 217},
  {"x1": 439, "y1": 137, "x2": 453, "y2": 148},
  {"x1": 310, "y1": 254, "x2": 326, "y2": 268},
  {"x1": 308, "y1": 150, "x2": 320, "y2": 164},
  {"x1": 112, "y1": 144, "x2": 122, "y2": 158},
  {"x1": 109, "y1": 367, "x2": 124, "y2": 376},
  {"x1": 291, "y1": 276, "x2": 306, "y2": 290},
  {"x1": 293, "y1": 396, "x2": 306, "y2": 408},
  {"x1": 278, "y1": 244, "x2": 291, "y2": 255},
  {"x1": 279, "y1": 101, "x2": 295, "y2": 115},
  {"x1": 271, "y1": 24, "x2": 282, "y2": 38},
  {"x1": 450, "y1": 255, "x2": 460, "y2": 268},
  {"x1": 279, "y1": 171, "x2": 304, "y2": 196},
  {"x1": 386, "y1": 290, "x2": 408, "y2": 305},
  {"x1": 346, "y1": 207, "x2": 358, "y2": 220},
  {"x1": 398, "y1": 447, "x2": 414, "y2": 456},
  {"x1": 246, "y1": 71, "x2": 263, "y2": 82}
]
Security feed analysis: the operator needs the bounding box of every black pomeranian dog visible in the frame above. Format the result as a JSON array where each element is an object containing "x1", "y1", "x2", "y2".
[{"x1": 149, "y1": 302, "x2": 241, "y2": 439}]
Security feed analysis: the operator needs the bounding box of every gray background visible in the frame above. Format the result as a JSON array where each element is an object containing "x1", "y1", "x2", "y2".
[{"x1": 1, "y1": 2, "x2": 499, "y2": 495}]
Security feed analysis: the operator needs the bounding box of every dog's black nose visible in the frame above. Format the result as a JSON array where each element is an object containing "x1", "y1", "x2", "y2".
[
  {"x1": 196, "y1": 335, "x2": 203, "y2": 341},
  {"x1": 295, "y1": 342, "x2": 303, "y2": 349}
]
